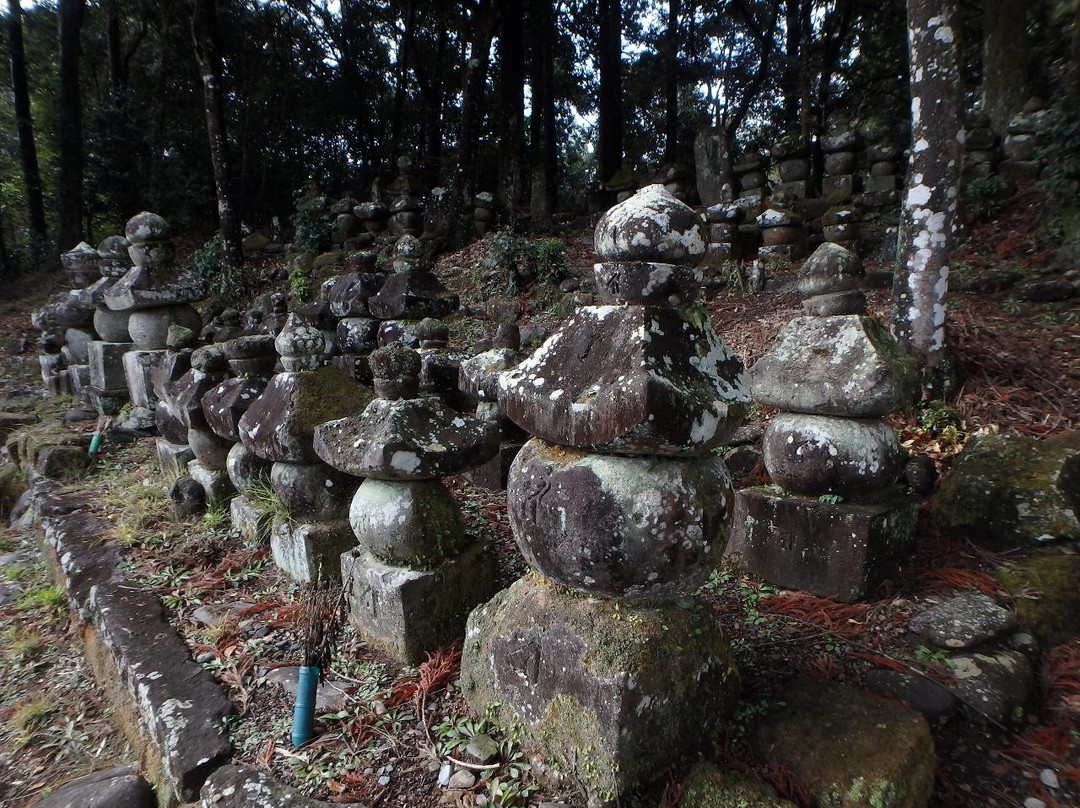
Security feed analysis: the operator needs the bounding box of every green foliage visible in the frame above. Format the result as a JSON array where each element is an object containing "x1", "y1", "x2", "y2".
[
  {"x1": 963, "y1": 175, "x2": 1010, "y2": 221},
  {"x1": 290, "y1": 194, "x2": 335, "y2": 253},
  {"x1": 289, "y1": 266, "x2": 312, "y2": 301},
  {"x1": 193, "y1": 233, "x2": 245, "y2": 299},
  {"x1": 1036, "y1": 103, "x2": 1080, "y2": 204},
  {"x1": 485, "y1": 230, "x2": 569, "y2": 295}
]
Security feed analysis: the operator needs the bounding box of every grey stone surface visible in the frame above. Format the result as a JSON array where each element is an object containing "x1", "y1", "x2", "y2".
[
  {"x1": 593, "y1": 261, "x2": 700, "y2": 306},
  {"x1": 187, "y1": 459, "x2": 236, "y2": 507},
  {"x1": 156, "y1": 438, "x2": 194, "y2": 476},
  {"x1": 949, "y1": 649, "x2": 1033, "y2": 723},
  {"x1": 342, "y1": 542, "x2": 497, "y2": 665},
  {"x1": 909, "y1": 592, "x2": 1017, "y2": 650},
  {"x1": 270, "y1": 460, "x2": 356, "y2": 520},
  {"x1": 763, "y1": 413, "x2": 903, "y2": 497},
  {"x1": 127, "y1": 305, "x2": 201, "y2": 350},
  {"x1": 750, "y1": 316, "x2": 919, "y2": 417},
  {"x1": 187, "y1": 426, "x2": 234, "y2": 471},
  {"x1": 93, "y1": 306, "x2": 132, "y2": 343},
  {"x1": 170, "y1": 474, "x2": 206, "y2": 519},
  {"x1": 265, "y1": 666, "x2": 353, "y2": 712},
  {"x1": 349, "y1": 478, "x2": 465, "y2": 564},
  {"x1": 104, "y1": 264, "x2": 208, "y2": 312},
  {"x1": 200, "y1": 765, "x2": 341, "y2": 808},
  {"x1": 594, "y1": 184, "x2": 706, "y2": 265},
  {"x1": 201, "y1": 377, "x2": 267, "y2": 441},
  {"x1": 863, "y1": 670, "x2": 959, "y2": 722},
  {"x1": 33, "y1": 764, "x2": 155, "y2": 808},
  {"x1": 459, "y1": 348, "x2": 518, "y2": 401},
  {"x1": 271, "y1": 519, "x2": 355, "y2": 582},
  {"x1": 88, "y1": 341, "x2": 133, "y2": 391},
  {"x1": 230, "y1": 495, "x2": 271, "y2": 544},
  {"x1": 508, "y1": 438, "x2": 733, "y2": 599},
  {"x1": 121, "y1": 349, "x2": 167, "y2": 410},
  {"x1": 226, "y1": 443, "x2": 272, "y2": 496},
  {"x1": 499, "y1": 304, "x2": 750, "y2": 456}
]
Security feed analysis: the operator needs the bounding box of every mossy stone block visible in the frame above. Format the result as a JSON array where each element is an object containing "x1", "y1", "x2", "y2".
[{"x1": 997, "y1": 551, "x2": 1080, "y2": 645}]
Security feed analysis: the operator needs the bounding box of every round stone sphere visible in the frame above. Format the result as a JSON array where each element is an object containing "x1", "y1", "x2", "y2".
[
  {"x1": 594, "y1": 184, "x2": 707, "y2": 266},
  {"x1": 349, "y1": 478, "x2": 465, "y2": 565},
  {"x1": 93, "y1": 306, "x2": 131, "y2": 343},
  {"x1": 128, "y1": 304, "x2": 201, "y2": 350},
  {"x1": 507, "y1": 438, "x2": 733, "y2": 599},
  {"x1": 227, "y1": 442, "x2": 272, "y2": 495},
  {"x1": 125, "y1": 211, "x2": 171, "y2": 243},
  {"x1": 762, "y1": 413, "x2": 903, "y2": 497},
  {"x1": 187, "y1": 425, "x2": 234, "y2": 471},
  {"x1": 271, "y1": 460, "x2": 355, "y2": 520}
]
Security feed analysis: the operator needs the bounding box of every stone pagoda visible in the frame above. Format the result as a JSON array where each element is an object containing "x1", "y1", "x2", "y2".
[
  {"x1": 461, "y1": 185, "x2": 749, "y2": 804},
  {"x1": 730, "y1": 241, "x2": 921, "y2": 601},
  {"x1": 313, "y1": 343, "x2": 500, "y2": 664}
]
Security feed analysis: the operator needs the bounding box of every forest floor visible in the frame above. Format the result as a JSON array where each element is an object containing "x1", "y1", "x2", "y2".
[{"x1": 0, "y1": 189, "x2": 1078, "y2": 808}]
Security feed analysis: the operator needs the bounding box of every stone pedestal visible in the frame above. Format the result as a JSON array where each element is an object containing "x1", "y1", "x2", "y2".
[
  {"x1": 271, "y1": 519, "x2": 355, "y2": 582},
  {"x1": 187, "y1": 459, "x2": 236, "y2": 507},
  {"x1": 463, "y1": 441, "x2": 524, "y2": 490},
  {"x1": 88, "y1": 341, "x2": 134, "y2": 391},
  {"x1": 156, "y1": 438, "x2": 195, "y2": 475},
  {"x1": 342, "y1": 543, "x2": 497, "y2": 664},
  {"x1": 122, "y1": 349, "x2": 167, "y2": 410},
  {"x1": 230, "y1": 495, "x2": 270, "y2": 544},
  {"x1": 729, "y1": 487, "x2": 918, "y2": 602}
]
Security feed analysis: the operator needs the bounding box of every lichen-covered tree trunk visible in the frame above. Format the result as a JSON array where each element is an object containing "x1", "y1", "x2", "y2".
[
  {"x1": 597, "y1": 0, "x2": 623, "y2": 184},
  {"x1": 894, "y1": 0, "x2": 962, "y2": 375},
  {"x1": 191, "y1": 0, "x2": 242, "y2": 269}
]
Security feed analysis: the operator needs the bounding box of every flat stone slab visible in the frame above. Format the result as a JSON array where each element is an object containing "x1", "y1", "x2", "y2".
[
  {"x1": 34, "y1": 764, "x2": 155, "y2": 808},
  {"x1": 909, "y1": 591, "x2": 1017, "y2": 649},
  {"x1": 498, "y1": 305, "x2": 750, "y2": 456},
  {"x1": 461, "y1": 575, "x2": 739, "y2": 804},
  {"x1": 750, "y1": 316, "x2": 918, "y2": 417},
  {"x1": 342, "y1": 543, "x2": 497, "y2": 665},
  {"x1": 459, "y1": 348, "x2": 518, "y2": 401},
  {"x1": 949, "y1": 650, "x2": 1033, "y2": 724},
  {"x1": 314, "y1": 397, "x2": 499, "y2": 480},
  {"x1": 230, "y1": 494, "x2": 271, "y2": 544},
  {"x1": 729, "y1": 487, "x2": 918, "y2": 602},
  {"x1": 751, "y1": 677, "x2": 934, "y2": 808},
  {"x1": 200, "y1": 765, "x2": 342, "y2": 807},
  {"x1": 265, "y1": 666, "x2": 354, "y2": 712},
  {"x1": 271, "y1": 519, "x2": 356, "y2": 582},
  {"x1": 367, "y1": 271, "x2": 459, "y2": 320},
  {"x1": 104, "y1": 264, "x2": 208, "y2": 311}
]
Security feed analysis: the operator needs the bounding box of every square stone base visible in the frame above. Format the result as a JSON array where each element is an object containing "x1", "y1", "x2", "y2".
[
  {"x1": 187, "y1": 459, "x2": 236, "y2": 508},
  {"x1": 463, "y1": 442, "x2": 524, "y2": 490},
  {"x1": 728, "y1": 487, "x2": 919, "y2": 602},
  {"x1": 271, "y1": 519, "x2": 355, "y2": 583},
  {"x1": 156, "y1": 439, "x2": 194, "y2": 476},
  {"x1": 122, "y1": 349, "x2": 167, "y2": 409},
  {"x1": 342, "y1": 542, "x2": 498, "y2": 665},
  {"x1": 230, "y1": 495, "x2": 271, "y2": 544},
  {"x1": 88, "y1": 341, "x2": 133, "y2": 390},
  {"x1": 85, "y1": 385, "x2": 128, "y2": 415},
  {"x1": 461, "y1": 575, "x2": 740, "y2": 804}
]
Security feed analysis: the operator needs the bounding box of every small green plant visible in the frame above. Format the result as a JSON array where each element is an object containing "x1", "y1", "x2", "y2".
[
  {"x1": 291, "y1": 193, "x2": 335, "y2": 252},
  {"x1": 192, "y1": 233, "x2": 245, "y2": 299},
  {"x1": 246, "y1": 480, "x2": 292, "y2": 529},
  {"x1": 817, "y1": 493, "x2": 844, "y2": 505},
  {"x1": 963, "y1": 175, "x2": 1010, "y2": 221},
  {"x1": 16, "y1": 584, "x2": 66, "y2": 616},
  {"x1": 913, "y1": 644, "x2": 952, "y2": 666},
  {"x1": 485, "y1": 230, "x2": 569, "y2": 294},
  {"x1": 288, "y1": 266, "x2": 311, "y2": 301}
]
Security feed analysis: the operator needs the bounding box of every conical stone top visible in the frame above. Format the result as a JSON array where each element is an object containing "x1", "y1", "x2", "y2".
[{"x1": 275, "y1": 313, "x2": 325, "y2": 371}]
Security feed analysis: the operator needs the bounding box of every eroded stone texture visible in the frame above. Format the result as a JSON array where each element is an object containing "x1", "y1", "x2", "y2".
[
  {"x1": 349, "y1": 478, "x2": 466, "y2": 565},
  {"x1": 763, "y1": 414, "x2": 903, "y2": 497},
  {"x1": 327, "y1": 271, "x2": 386, "y2": 318},
  {"x1": 461, "y1": 575, "x2": 739, "y2": 803},
  {"x1": 342, "y1": 543, "x2": 497, "y2": 664},
  {"x1": 459, "y1": 348, "x2": 519, "y2": 401},
  {"x1": 104, "y1": 264, "x2": 208, "y2": 311},
  {"x1": 187, "y1": 426, "x2": 234, "y2": 470},
  {"x1": 729, "y1": 487, "x2": 919, "y2": 602},
  {"x1": 949, "y1": 650, "x2": 1033, "y2": 724},
  {"x1": 367, "y1": 272, "x2": 459, "y2": 320},
  {"x1": 271, "y1": 519, "x2": 355, "y2": 582},
  {"x1": 798, "y1": 242, "x2": 865, "y2": 297},
  {"x1": 507, "y1": 438, "x2": 732, "y2": 599},
  {"x1": 226, "y1": 442, "x2": 272, "y2": 495},
  {"x1": 751, "y1": 677, "x2": 934, "y2": 808},
  {"x1": 314, "y1": 397, "x2": 499, "y2": 480},
  {"x1": 594, "y1": 184, "x2": 707, "y2": 265},
  {"x1": 201, "y1": 765, "x2": 341, "y2": 808},
  {"x1": 239, "y1": 367, "x2": 372, "y2": 463},
  {"x1": 909, "y1": 592, "x2": 1017, "y2": 650},
  {"x1": 127, "y1": 305, "x2": 201, "y2": 350},
  {"x1": 35, "y1": 764, "x2": 154, "y2": 808},
  {"x1": 593, "y1": 262, "x2": 700, "y2": 306},
  {"x1": 750, "y1": 316, "x2": 919, "y2": 417},
  {"x1": 201, "y1": 377, "x2": 267, "y2": 441},
  {"x1": 270, "y1": 460, "x2": 356, "y2": 520},
  {"x1": 499, "y1": 305, "x2": 750, "y2": 456}
]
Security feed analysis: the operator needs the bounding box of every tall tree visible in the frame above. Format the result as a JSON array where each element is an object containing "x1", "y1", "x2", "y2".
[
  {"x1": 6, "y1": 0, "x2": 47, "y2": 261},
  {"x1": 894, "y1": 0, "x2": 963, "y2": 377},
  {"x1": 57, "y1": 0, "x2": 86, "y2": 251},
  {"x1": 982, "y1": 0, "x2": 1029, "y2": 132},
  {"x1": 597, "y1": 0, "x2": 622, "y2": 183},
  {"x1": 191, "y1": 0, "x2": 242, "y2": 268},
  {"x1": 452, "y1": 0, "x2": 499, "y2": 222},
  {"x1": 529, "y1": 0, "x2": 558, "y2": 222},
  {"x1": 498, "y1": 0, "x2": 526, "y2": 216},
  {"x1": 662, "y1": 0, "x2": 680, "y2": 163}
]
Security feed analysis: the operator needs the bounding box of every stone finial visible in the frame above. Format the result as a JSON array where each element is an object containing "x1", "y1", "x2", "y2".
[
  {"x1": 369, "y1": 343, "x2": 421, "y2": 400},
  {"x1": 594, "y1": 184, "x2": 707, "y2": 266},
  {"x1": 96, "y1": 235, "x2": 130, "y2": 278},
  {"x1": 797, "y1": 243, "x2": 867, "y2": 316},
  {"x1": 391, "y1": 234, "x2": 424, "y2": 273},
  {"x1": 275, "y1": 313, "x2": 325, "y2": 372},
  {"x1": 125, "y1": 211, "x2": 171, "y2": 244},
  {"x1": 416, "y1": 318, "x2": 449, "y2": 348}
]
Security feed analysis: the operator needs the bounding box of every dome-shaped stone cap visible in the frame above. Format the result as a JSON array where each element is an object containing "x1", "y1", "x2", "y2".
[
  {"x1": 797, "y1": 242, "x2": 865, "y2": 297},
  {"x1": 369, "y1": 342, "x2": 421, "y2": 382},
  {"x1": 394, "y1": 234, "x2": 423, "y2": 258},
  {"x1": 274, "y1": 312, "x2": 325, "y2": 359},
  {"x1": 125, "y1": 211, "x2": 171, "y2": 244},
  {"x1": 416, "y1": 317, "x2": 449, "y2": 347},
  {"x1": 314, "y1": 397, "x2": 500, "y2": 480},
  {"x1": 594, "y1": 184, "x2": 707, "y2": 266},
  {"x1": 97, "y1": 235, "x2": 129, "y2": 258}
]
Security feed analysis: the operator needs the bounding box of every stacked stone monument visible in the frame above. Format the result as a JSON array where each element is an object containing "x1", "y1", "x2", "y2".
[
  {"x1": 863, "y1": 142, "x2": 902, "y2": 196},
  {"x1": 330, "y1": 195, "x2": 361, "y2": 247},
  {"x1": 461, "y1": 185, "x2": 749, "y2": 804},
  {"x1": 102, "y1": 213, "x2": 206, "y2": 421},
  {"x1": 53, "y1": 243, "x2": 102, "y2": 404},
  {"x1": 730, "y1": 241, "x2": 921, "y2": 601},
  {"x1": 1000, "y1": 108, "x2": 1045, "y2": 183},
  {"x1": 772, "y1": 137, "x2": 812, "y2": 200},
  {"x1": 238, "y1": 315, "x2": 372, "y2": 579},
  {"x1": 734, "y1": 150, "x2": 769, "y2": 203},
  {"x1": 962, "y1": 112, "x2": 1001, "y2": 183},
  {"x1": 822, "y1": 207, "x2": 860, "y2": 254},
  {"x1": 473, "y1": 191, "x2": 498, "y2": 237},
  {"x1": 327, "y1": 264, "x2": 386, "y2": 384},
  {"x1": 756, "y1": 207, "x2": 807, "y2": 262},
  {"x1": 367, "y1": 234, "x2": 458, "y2": 349},
  {"x1": 693, "y1": 126, "x2": 735, "y2": 207},
  {"x1": 415, "y1": 317, "x2": 466, "y2": 409},
  {"x1": 821, "y1": 130, "x2": 864, "y2": 202},
  {"x1": 703, "y1": 203, "x2": 747, "y2": 264},
  {"x1": 458, "y1": 323, "x2": 525, "y2": 489},
  {"x1": 313, "y1": 343, "x2": 500, "y2": 663},
  {"x1": 353, "y1": 201, "x2": 390, "y2": 245}
]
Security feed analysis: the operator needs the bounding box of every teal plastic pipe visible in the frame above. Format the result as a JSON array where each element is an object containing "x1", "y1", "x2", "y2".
[{"x1": 291, "y1": 665, "x2": 320, "y2": 747}]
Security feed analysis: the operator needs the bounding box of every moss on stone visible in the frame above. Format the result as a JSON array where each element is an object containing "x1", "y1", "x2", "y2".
[
  {"x1": 859, "y1": 316, "x2": 919, "y2": 409},
  {"x1": 677, "y1": 762, "x2": 796, "y2": 808},
  {"x1": 291, "y1": 365, "x2": 372, "y2": 431},
  {"x1": 997, "y1": 551, "x2": 1080, "y2": 646}
]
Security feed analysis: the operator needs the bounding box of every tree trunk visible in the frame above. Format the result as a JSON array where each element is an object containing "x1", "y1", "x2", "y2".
[
  {"x1": 6, "y1": 0, "x2": 47, "y2": 261},
  {"x1": 107, "y1": 0, "x2": 123, "y2": 93},
  {"x1": 597, "y1": 0, "x2": 622, "y2": 183},
  {"x1": 529, "y1": 0, "x2": 558, "y2": 223},
  {"x1": 56, "y1": 0, "x2": 85, "y2": 252},
  {"x1": 782, "y1": 0, "x2": 800, "y2": 133},
  {"x1": 662, "y1": 0, "x2": 679, "y2": 163},
  {"x1": 452, "y1": 0, "x2": 498, "y2": 218},
  {"x1": 981, "y1": 0, "x2": 1028, "y2": 132},
  {"x1": 191, "y1": 0, "x2": 243, "y2": 268},
  {"x1": 894, "y1": 0, "x2": 962, "y2": 374},
  {"x1": 388, "y1": 0, "x2": 418, "y2": 168},
  {"x1": 498, "y1": 0, "x2": 525, "y2": 218}
]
